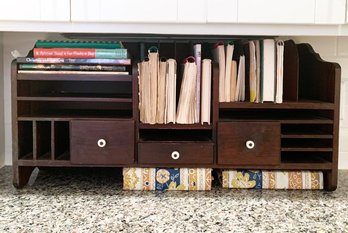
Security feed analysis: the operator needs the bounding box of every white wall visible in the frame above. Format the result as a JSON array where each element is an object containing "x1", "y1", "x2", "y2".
[
  {"x1": 0, "y1": 32, "x2": 4, "y2": 168},
  {"x1": 292, "y1": 37, "x2": 348, "y2": 169},
  {"x1": 1, "y1": 33, "x2": 347, "y2": 169}
]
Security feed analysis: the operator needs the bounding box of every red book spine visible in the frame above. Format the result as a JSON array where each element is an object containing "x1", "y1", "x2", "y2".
[{"x1": 33, "y1": 48, "x2": 97, "y2": 58}]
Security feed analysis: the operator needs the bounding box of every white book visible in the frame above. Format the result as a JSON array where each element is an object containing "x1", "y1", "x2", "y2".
[
  {"x1": 262, "y1": 39, "x2": 276, "y2": 102},
  {"x1": 276, "y1": 40, "x2": 285, "y2": 104},
  {"x1": 156, "y1": 59, "x2": 167, "y2": 123},
  {"x1": 212, "y1": 42, "x2": 226, "y2": 102},
  {"x1": 193, "y1": 44, "x2": 201, "y2": 123},
  {"x1": 177, "y1": 58, "x2": 197, "y2": 124},
  {"x1": 240, "y1": 56, "x2": 245, "y2": 101},
  {"x1": 235, "y1": 55, "x2": 245, "y2": 101},
  {"x1": 201, "y1": 59, "x2": 212, "y2": 125},
  {"x1": 165, "y1": 59, "x2": 177, "y2": 124},
  {"x1": 138, "y1": 62, "x2": 144, "y2": 123},
  {"x1": 148, "y1": 47, "x2": 159, "y2": 124},
  {"x1": 230, "y1": 60, "x2": 237, "y2": 102},
  {"x1": 225, "y1": 43, "x2": 234, "y2": 102},
  {"x1": 139, "y1": 60, "x2": 151, "y2": 123}
]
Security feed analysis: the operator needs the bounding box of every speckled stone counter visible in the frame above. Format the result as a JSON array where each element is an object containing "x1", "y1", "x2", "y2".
[{"x1": 1, "y1": 166, "x2": 348, "y2": 232}]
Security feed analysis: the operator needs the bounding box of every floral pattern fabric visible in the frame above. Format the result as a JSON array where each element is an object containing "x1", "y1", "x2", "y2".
[
  {"x1": 123, "y1": 168, "x2": 212, "y2": 191},
  {"x1": 222, "y1": 170, "x2": 324, "y2": 190}
]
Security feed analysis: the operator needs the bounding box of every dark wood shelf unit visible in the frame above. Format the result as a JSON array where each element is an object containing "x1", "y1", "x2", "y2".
[{"x1": 11, "y1": 38, "x2": 341, "y2": 191}]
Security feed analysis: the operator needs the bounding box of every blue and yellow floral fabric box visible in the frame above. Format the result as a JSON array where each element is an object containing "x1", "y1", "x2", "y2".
[
  {"x1": 123, "y1": 168, "x2": 212, "y2": 191},
  {"x1": 222, "y1": 170, "x2": 324, "y2": 190}
]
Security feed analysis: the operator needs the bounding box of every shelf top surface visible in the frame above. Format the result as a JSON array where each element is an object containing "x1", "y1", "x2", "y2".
[{"x1": 219, "y1": 100, "x2": 335, "y2": 110}]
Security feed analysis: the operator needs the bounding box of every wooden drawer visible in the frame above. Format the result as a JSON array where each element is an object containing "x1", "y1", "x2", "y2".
[
  {"x1": 218, "y1": 121, "x2": 280, "y2": 165},
  {"x1": 71, "y1": 120, "x2": 134, "y2": 165},
  {"x1": 138, "y1": 142, "x2": 214, "y2": 165}
]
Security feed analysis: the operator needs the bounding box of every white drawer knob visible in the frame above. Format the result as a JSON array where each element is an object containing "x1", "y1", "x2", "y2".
[
  {"x1": 246, "y1": 140, "x2": 255, "y2": 149},
  {"x1": 97, "y1": 139, "x2": 106, "y2": 148},
  {"x1": 171, "y1": 151, "x2": 180, "y2": 160}
]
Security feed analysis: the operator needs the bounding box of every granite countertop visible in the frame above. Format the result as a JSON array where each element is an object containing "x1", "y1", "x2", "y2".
[{"x1": 0, "y1": 166, "x2": 348, "y2": 232}]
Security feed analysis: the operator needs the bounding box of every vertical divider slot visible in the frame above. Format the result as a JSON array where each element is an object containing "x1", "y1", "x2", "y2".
[
  {"x1": 51, "y1": 121, "x2": 55, "y2": 160},
  {"x1": 54, "y1": 121, "x2": 70, "y2": 161},
  {"x1": 36, "y1": 121, "x2": 52, "y2": 160},
  {"x1": 33, "y1": 121, "x2": 37, "y2": 160},
  {"x1": 18, "y1": 121, "x2": 34, "y2": 160}
]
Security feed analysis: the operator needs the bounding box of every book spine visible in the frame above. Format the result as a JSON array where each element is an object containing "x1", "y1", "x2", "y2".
[
  {"x1": 194, "y1": 44, "x2": 201, "y2": 123},
  {"x1": 33, "y1": 48, "x2": 128, "y2": 59},
  {"x1": 19, "y1": 63, "x2": 126, "y2": 72},
  {"x1": 35, "y1": 40, "x2": 122, "y2": 49},
  {"x1": 17, "y1": 57, "x2": 131, "y2": 65}
]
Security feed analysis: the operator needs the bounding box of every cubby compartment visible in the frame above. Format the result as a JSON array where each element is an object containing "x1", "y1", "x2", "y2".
[
  {"x1": 139, "y1": 129, "x2": 213, "y2": 142},
  {"x1": 281, "y1": 152, "x2": 333, "y2": 165},
  {"x1": 219, "y1": 109, "x2": 334, "y2": 122},
  {"x1": 135, "y1": 40, "x2": 217, "y2": 127},
  {"x1": 18, "y1": 121, "x2": 33, "y2": 160},
  {"x1": 17, "y1": 80, "x2": 132, "y2": 99},
  {"x1": 281, "y1": 124, "x2": 333, "y2": 138},
  {"x1": 54, "y1": 121, "x2": 70, "y2": 161},
  {"x1": 35, "y1": 121, "x2": 52, "y2": 160},
  {"x1": 281, "y1": 138, "x2": 333, "y2": 150},
  {"x1": 17, "y1": 101, "x2": 133, "y2": 119}
]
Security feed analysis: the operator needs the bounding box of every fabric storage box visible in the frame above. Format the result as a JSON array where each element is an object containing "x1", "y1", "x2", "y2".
[
  {"x1": 123, "y1": 168, "x2": 212, "y2": 191},
  {"x1": 221, "y1": 170, "x2": 324, "y2": 190}
]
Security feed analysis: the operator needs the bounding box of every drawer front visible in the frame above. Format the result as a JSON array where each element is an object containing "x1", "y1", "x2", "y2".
[
  {"x1": 218, "y1": 121, "x2": 280, "y2": 165},
  {"x1": 138, "y1": 142, "x2": 214, "y2": 165},
  {"x1": 71, "y1": 120, "x2": 134, "y2": 165}
]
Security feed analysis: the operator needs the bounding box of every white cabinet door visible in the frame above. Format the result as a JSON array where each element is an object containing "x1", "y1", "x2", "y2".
[
  {"x1": 238, "y1": 0, "x2": 316, "y2": 24},
  {"x1": 206, "y1": 0, "x2": 238, "y2": 23},
  {"x1": 315, "y1": 0, "x2": 345, "y2": 24},
  {"x1": 71, "y1": 0, "x2": 177, "y2": 23},
  {"x1": 40, "y1": 0, "x2": 70, "y2": 22},
  {"x1": 178, "y1": 0, "x2": 206, "y2": 23},
  {"x1": 0, "y1": 0, "x2": 70, "y2": 22}
]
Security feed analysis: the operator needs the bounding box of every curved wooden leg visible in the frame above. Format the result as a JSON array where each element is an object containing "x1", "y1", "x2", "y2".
[
  {"x1": 324, "y1": 170, "x2": 338, "y2": 191},
  {"x1": 13, "y1": 166, "x2": 36, "y2": 188}
]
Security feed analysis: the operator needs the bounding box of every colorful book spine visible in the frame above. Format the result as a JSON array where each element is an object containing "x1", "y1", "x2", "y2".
[
  {"x1": 16, "y1": 57, "x2": 131, "y2": 65},
  {"x1": 35, "y1": 40, "x2": 122, "y2": 49},
  {"x1": 221, "y1": 170, "x2": 324, "y2": 190},
  {"x1": 33, "y1": 48, "x2": 128, "y2": 59},
  {"x1": 19, "y1": 63, "x2": 126, "y2": 72},
  {"x1": 123, "y1": 168, "x2": 212, "y2": 191}
]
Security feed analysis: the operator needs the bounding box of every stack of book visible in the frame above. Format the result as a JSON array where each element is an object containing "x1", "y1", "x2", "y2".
[
  {"x1": 138, "y1": 45, "x2": 212, "y2": 125},
  {"x1": 17, "y1": 40, "x2": 131, "y2": 75},
  {"x1": 214, "y1": 39, "x2": 284, "y2": 103}
]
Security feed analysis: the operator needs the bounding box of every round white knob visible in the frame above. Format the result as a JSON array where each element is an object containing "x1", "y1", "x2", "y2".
[
  {"x1": 97, "y1": 139, "x2": 107, "y2": 148},
  {"x1": 246, "y1": 140, "x2": 255, "y2": 149},
  {"x1": 171, "y1": 151, "x2": 180, "y2": 160}
]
